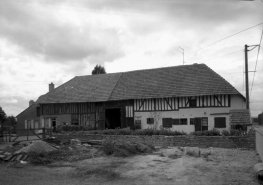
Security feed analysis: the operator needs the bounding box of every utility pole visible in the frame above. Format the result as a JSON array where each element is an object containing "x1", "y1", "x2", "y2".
[
  {"x1": 179, "y1": 46, "x2": 185, "y2": 65},
  {"x1": 244, "y1": 45, "x2": 249, "y2": 110},
  {"x1": 244, "y1": 44, "x2": 260, "y2": 110}
]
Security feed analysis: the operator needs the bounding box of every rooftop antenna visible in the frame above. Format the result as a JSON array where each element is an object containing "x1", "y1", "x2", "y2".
[{"x1": 178, "y1": 46, "x2": 185, "y2": 65}]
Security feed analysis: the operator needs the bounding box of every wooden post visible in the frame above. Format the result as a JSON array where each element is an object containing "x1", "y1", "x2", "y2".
[
  {"x1": 9, "y1": 127, "x2": 11, "y2": 142},
  {"x1": 42, "y1": 127, "x2": 46, "y2": 139},
  {"x1": 245, "y1": 45, "x2": 249, "y2": 110},
  {"x1": 27, "y1": 128, "x2": 28, "y2": 141}
]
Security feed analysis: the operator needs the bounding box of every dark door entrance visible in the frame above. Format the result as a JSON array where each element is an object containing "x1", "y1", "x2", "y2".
[
  {"x1": 194, "y1": 117, "x2": 208, "y2": 131},
  {"x1": 52, "y1": 118, "x2": 56, "y2": 132},
  {"x1": 194, "y1": 118, "x2": 202, "y2": 131},
  {"x1": 105, "y1": 108, "x2": 121, "y2": 129}
]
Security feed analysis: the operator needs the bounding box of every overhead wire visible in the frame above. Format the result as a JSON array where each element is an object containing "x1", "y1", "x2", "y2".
[
  {"x1": 250, "y1": 30, "x2": 263, "y2": 97},
  {"x1": 186, "y1": 22, "x2": 263, "y2": 55}
]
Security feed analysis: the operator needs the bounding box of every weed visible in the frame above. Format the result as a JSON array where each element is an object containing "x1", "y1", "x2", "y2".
[{"x1": 186, "y1": 149, "x2": 201, "y2": 157}]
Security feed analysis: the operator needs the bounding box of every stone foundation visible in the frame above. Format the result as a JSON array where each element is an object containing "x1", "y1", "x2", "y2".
[{"x1": 54, "y1": 131, "x2": 255, "y2": 149}]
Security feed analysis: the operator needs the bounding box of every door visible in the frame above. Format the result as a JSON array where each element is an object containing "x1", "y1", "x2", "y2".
[
  {"x1": 52, "y1": 118, "x2": 56, "y2": 132},
  {"x1": 201, "y1": 117, "x2": 208, "y2": 131},
  {"x1": 194, "y1": 118, "x2": 202, "y2": 131}
]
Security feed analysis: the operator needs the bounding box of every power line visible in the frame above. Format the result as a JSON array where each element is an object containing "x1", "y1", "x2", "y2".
[
  {"x1": 250, "y1": 30, "x2": 263, "y2": 97},
  {"x1": 187, "y1": 22, "x2": 263, "y2": 55},
  {"x1": 184, "y1": 49, "x2": 243, "y2": 64}
]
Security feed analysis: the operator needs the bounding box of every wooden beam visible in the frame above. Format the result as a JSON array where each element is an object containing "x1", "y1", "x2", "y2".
[
  {"x1": 139, "y1": 99, "x2": 146, "y2": 111},
  {"x1": 165, "y1": 98, "x2": 173, "y2": 110}
]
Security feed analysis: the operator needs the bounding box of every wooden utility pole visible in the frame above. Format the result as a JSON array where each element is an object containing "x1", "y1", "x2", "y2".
[
  {"x1": 244, "y1": 45, "x2": 249, "y2": 110},
  {"x1": 244, "y1": 44, "x2": 260, "y2": 110}
]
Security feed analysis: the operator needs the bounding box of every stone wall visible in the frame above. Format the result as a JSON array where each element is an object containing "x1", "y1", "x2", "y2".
[
  {"x1": 255, "y1": 127, "x2": 263, "y2": 161},
  {"x1": 54, "y1": 131, "x2": 255, "y2": 149}
]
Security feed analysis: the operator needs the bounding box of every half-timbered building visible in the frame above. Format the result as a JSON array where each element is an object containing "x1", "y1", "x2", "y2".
[{"x1": 17, "y1": 64, "x2": 247, "y2": 133}]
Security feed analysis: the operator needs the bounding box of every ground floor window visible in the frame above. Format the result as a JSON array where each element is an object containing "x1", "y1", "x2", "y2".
[
  {"x1": 162, "y1": 118, "x2": 172, "y2": 128},
  {"x1": 147, "y1": 118, "x2": 154, "y2": 124},
  {"x1": 214, "y1": 117, "x2": 226, "y2": 128},
  {"x1": 179, "y1": 118, "x2": 188, "y2": 125}
]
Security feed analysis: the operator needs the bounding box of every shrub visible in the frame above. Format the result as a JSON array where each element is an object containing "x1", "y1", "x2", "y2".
[
  {"x1": 101, "y1": 140, "x2": 155, "y2": 157},
  {"x1": 190, "y1": 129, "x2": 220, "y2": 136},
  {"x1": 229, "y1": 129, "x2": 246, "y2": 136},
  {"x1": 221, "y1": 130, "x2": 230, "y2": 136},
  {"x1": 56, "y1": 125, "x2": 94, "y2": 133}
]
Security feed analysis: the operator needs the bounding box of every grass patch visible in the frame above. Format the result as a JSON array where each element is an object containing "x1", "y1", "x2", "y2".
[
  {"x1": 186, "y1": 149, "x2": 201, "y2": 158},
  {"x1": 74, "y1": 161, "x2": 126, "y2": 180},
  {"x1": 101, "y1": 140, "x2": 155, "y2": 157}
]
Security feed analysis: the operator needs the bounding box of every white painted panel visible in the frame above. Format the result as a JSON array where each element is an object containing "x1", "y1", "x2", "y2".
[
  {"x1": 25, "y1": 120, "x2": 27, "y2": 129},
  {"x1": 41, "y1": 118, "x2": 44, "y2": 128},
  {"x1": 31, "y1": 120, "x2": 34, "y2": 129}
]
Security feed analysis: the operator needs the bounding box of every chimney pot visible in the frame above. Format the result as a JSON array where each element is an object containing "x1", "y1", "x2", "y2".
[
  {"x1": 49, "y1": 82, "x2": 55, "y2": 92},
  {"x1": 29, "y1": 100, "x2": 35, "y2": 107}
]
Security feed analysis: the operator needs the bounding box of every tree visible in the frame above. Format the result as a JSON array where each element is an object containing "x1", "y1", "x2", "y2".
[
  {"x1": 4, "y1": 116, "x2": 17, "y2": 127},
  {"x1": 92, "y1": 64, "x2": 106, "y2": 75},
  {"x1": 258, "y1": 111, "x2": 263, "y2": 125},
  {"x1": 0, "y1": 107, "x2": 7, "y2": 127}
]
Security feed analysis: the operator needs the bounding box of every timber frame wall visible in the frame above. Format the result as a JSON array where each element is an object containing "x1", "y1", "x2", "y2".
[
  {"x1": 134, "y1": 95, "x2": 231, "y2": 112},
  {"x1": 40, "y1": 94, "x2": 231, "y2": 129}
]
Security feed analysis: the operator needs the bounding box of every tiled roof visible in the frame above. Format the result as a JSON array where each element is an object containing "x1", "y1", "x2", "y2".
[
  {"x1": 37, "y1": 64, "x2": 242, "y2": 103},
  {"x1": 229, "y1": 109, "x2": 251, "y2": 125},
  {"x1": 37, "y1": 73, "x2": 122, "y2": 103}
]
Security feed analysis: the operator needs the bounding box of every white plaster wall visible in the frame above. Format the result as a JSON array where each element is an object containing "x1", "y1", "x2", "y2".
[
  {"x1": 134, "y1": 94, "x2": 246, "y2": 133},
  {"x1": 40, "y1": 114, "x2": 71, "y2": 127}
]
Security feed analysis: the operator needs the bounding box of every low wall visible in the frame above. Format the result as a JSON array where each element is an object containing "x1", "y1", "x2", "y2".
[
  {"x1": 255, "y1": 127, "x2": 263, "y2": 161},
  {"x1": 54, "y1": 131, "x2": 255, "y2": 149}
]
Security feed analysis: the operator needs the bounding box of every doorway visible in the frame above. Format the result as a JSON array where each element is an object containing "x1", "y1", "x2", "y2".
[
  {"x1": 194, "y1": 117, "x2": 208, "y2": 131},
  {"x1": 105, "y1": 108, "x2": 121, "y2": 129},
  {"x1": 52, "y1": 118, "x2": 56, "y2": 132}
]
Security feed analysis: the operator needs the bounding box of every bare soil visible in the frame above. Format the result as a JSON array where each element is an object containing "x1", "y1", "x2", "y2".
[{"x1": 0, "y1": 147, "x2": 260, "y2": 185}]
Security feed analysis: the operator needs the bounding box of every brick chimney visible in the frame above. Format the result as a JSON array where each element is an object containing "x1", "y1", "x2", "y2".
[
  {"x1": 29, "y1": 100, "x2": 35, "y2": 107},
  {"x1": 49, "y1": 82, "x2": 55, "y2": 92}
]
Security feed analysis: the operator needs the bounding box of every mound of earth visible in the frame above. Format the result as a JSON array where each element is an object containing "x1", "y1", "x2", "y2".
[{"x1": 16, "y1": 141, "x2": 57, "y2": 154}]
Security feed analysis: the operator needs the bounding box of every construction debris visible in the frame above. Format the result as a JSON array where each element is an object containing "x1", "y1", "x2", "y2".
[{"x1": 15, "y1": 141, "x2": 57, "y2": 154}]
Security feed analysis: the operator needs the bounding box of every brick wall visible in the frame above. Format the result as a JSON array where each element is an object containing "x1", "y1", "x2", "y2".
[{"x1": 54, "y1": 131, "x2": 255, "y2": 149}]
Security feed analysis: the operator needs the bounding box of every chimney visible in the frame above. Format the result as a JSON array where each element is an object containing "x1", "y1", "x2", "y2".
[
  {"x1": 29, "y1": 100, "x2": 35, "y2": 107},
  {"x1": 49, "y1": 82, "x2": 55, "y2": 92}
]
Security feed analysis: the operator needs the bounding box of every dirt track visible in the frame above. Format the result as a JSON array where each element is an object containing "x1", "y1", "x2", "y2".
[{"x1": 0, "y1": 147, "x2": 261, "y2": 185}]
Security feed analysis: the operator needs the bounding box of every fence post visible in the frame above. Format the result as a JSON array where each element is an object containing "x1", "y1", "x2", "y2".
[
  {"x1": 50, "y1": 128, "x2": 52, "y2": 138},
  {"x1": 9, "y1": 127, "x2": 11, "y2": 142},
  {"x1": 42, "y1": 127, "x2": 46, "y2": 139}
]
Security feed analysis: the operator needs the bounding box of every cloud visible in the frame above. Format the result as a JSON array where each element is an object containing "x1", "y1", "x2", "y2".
[
  {"x1": 0, "y1": 1, "x2": 124, "y2": 64},
  {"x1": 0, "y1": 98, "x2": 18, "y2": 104}
]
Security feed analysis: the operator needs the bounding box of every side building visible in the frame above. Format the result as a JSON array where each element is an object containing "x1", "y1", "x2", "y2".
[{"x1": 17, "y1": 64, "x2": 249, "y2": 133}]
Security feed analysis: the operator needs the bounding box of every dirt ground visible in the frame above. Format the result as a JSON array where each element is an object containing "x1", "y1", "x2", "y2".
[{"x1": 0, "y1": 147, "x2": 261, "y2": 185}]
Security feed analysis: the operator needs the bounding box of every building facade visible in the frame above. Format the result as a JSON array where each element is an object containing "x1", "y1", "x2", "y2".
[{"x1": 17, "y1": 64, "x2": 248, "y2": 133}]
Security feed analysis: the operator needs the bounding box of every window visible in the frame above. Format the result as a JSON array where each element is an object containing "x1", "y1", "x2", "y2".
[
  {"x1": 172, "y1": 119, "x2": 180, "y2": 125},
  {"x1": 180, "y1": 118, "x2": 188, "y2": 125},
  {"x1": 189, "y1": 98, "x2": 196, "y2": 107},
  {"x1": 214, "y1": 117, "x2": 226, "y2": 128},
  {"x1": 202, "y1": 117, "x2": 208, "y2": 127},
  {"x1": 190, "y1": 118, "x2": 194, "y2": 125},
  {"x1": 147, "y1": 118, "x2": 154, "y2": 124},
  {"x1": 135, "y1": 120, "x2": 141, "y2": 129},
  {"x1": 162, "y1": 118, "x2": 172, "y2": 128}
]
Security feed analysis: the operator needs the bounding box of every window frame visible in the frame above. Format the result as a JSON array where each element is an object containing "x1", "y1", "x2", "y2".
[{"x1": 214, "y1": 117, "x2": 226, "y2": 128}]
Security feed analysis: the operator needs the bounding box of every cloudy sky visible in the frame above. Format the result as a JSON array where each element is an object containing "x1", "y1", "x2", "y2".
[{"x1": 0, "y1": 0, "x2": 262, "y2": 117}]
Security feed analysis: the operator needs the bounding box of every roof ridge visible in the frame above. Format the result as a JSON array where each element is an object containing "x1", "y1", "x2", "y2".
[
  {"x1": 75, "y1": 64, "x2": 204, "y2": 78},
  {"x1": 108, "y1": 73, "x2": 123, "y2": 100}
]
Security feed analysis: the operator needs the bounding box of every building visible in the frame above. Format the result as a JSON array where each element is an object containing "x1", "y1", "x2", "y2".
[{"x1": 17, "y1": 64, "x2": 249, "y2": 133}]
